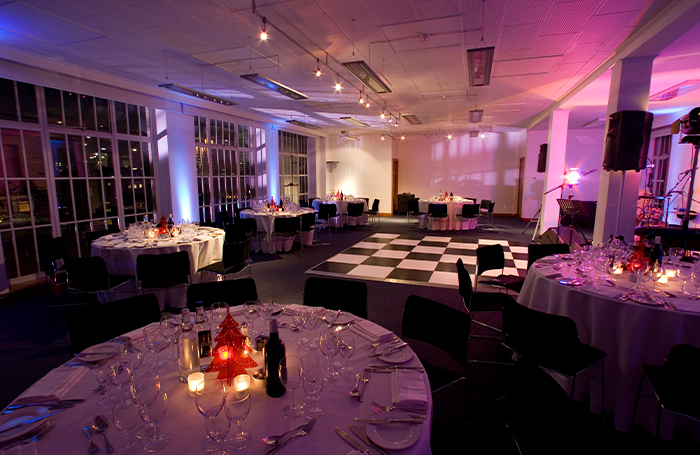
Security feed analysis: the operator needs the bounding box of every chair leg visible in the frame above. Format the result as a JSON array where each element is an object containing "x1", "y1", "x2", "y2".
[{"x1": 655, "y1": 403, "x2": 663, "y2": 437}]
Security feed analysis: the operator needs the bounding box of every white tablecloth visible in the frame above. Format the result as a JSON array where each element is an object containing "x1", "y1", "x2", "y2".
[
  {"x1": 312, "y1": 200, "x2": 369, "y2": 228},
  {"x1": 91, "y1": 227, "x2": 224, "y2": 308},
  {"x1": 418, "y1": 200, "x2": 474, "y2": 230},
  {"x1": 240, "y1": 208, "x2": 316, "y2": 253},
  {"x1": 7, "y1": 307, "x2": 432, "y2": 455},
  {"x1": 517, "y1": 262, "x2": 700, "y2": 436}
]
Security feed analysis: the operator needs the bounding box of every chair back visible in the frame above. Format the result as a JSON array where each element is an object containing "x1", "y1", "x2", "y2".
[
  {"x1": 318, "y1": 203, "x2": 337, "y2": 221},
  {"x1": 300, "y1": 212, "x2": 316, "y2": 231},
  {"x1": 402, "y1": 295, "x2": 470, "y2": 368},
  {"x1": 186, "y1": 278, "x2": 258, "y2": 311},
  {"x1": 237, "y1": 217, "x2": 258, "y2": 235},
  {"x1": 347, "y1": 202, "x2": 364, "y2": 217},
  {"x1": 461, "y1": 203, "x2": 480, "y2": 218},
  {"x1": 488, "y1": 202, "x2": 495, "y2": 214},
  {"x1": 222, "y1": 233, "x2": 252, "y2": 268},
  {"x1": 299, "y1": 200, "x2": 309, "y2": 208},
  {"x1": 219, "y1": 210, "x2": 232, "y2": 226},
  {"x1": 456, "y1": 259, "x2": 473, "y2": 308},
  {"x1": 407, "y1": 198, "x2": 420, "y2": 213},
  {"x1": 428, "y1": 203, "x2": 448, "y2": 217},
  {"x1": 665, "y1": 343, "x2": 700, "y2": 381},
  {"x1": 476, "y1": 244, "x2": 505, "y2": 276},
  {"x1": 527, "y1": 243, "x2": 570, "y2": 269},
  {"x1": 303, "y1": 277, "x2": 368, "y2": 319},
  {"x1": 136, "y1": 250, "x2": 190, "y2": 289},
  {"x1": 225, "y1": 223, "x2": 249, "y2": 243},
  {"x1": 69, "y1": 293, "x2": 161, "y2": 354},
  {"x1": 371, "y1": 199, "x2": 380, "y2": 212},
  {"x1": 480, "y1": 199, "x2": 491, "y2": 210},
  {"x1": 86, "y1": 228, "x2": 120, "y2": 248},
  {"x1": 66, "y1": 256, "x2": 110, "y2": 293},
  {"x1": 38, "y1": 236, "x2": 68, "y2": 275},
  {"x1": 274, "y1": 216, "x2": 300, "y2": 234}
]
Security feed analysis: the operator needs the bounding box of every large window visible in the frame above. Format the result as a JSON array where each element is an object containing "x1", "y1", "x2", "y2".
[
  {"x1": 278, "y1": 131, "x2": 311, "y2": 204},
  {"x1": 0, "y1": 77, "x2": 157, "y2": 279}
]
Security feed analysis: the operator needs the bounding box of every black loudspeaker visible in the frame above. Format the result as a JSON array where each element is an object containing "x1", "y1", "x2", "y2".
[
  {"x1": 602, "y1": 110, "x2": 653, "y2": 171},
  {"x1": 539, "y1": 227, "x2": 585, "y2": 247},
  {"x1": 537, "y1": 144, "x2": 548, "y2": 173}
]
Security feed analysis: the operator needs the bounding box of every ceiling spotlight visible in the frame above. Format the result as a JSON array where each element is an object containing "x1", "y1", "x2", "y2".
[
  {"x1": 380, "y1": 135, "x2": 385, "y2": 141},
  {"x1": 315, "y1": 58, "x2": 322, "y2": 78},
  {"x1": 447, "y1": 134, "x2": 452, "y2": 140},
  {"x1": 358, "y1": 91, "x2": 364, "y2": 104},
  {"x1": 480, "y1": 132, "x2": 486, "y2": 139},
  {"x1": 365, "y1": 101, "x2": 370, "y2": 109},
  {"x1": 260, "y1": 17, "x2": 268, "y2": 40},
  {"x1": 335, "y1": 82, "x2": 342, "y2": 91},
  {"x1": 394, "y1": 117, "x2": 399, "y2": 127},
  {"x1": 401, "y1": 135, "x2": 405, "y2": 141},
  {"x1": 380, "y1": 111, "x2": 385, "y2": 119}
]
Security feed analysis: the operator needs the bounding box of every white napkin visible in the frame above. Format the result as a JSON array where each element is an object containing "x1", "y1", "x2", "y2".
[
  {"x1": 122, "y1": 325, "x2": 149, "y2": 343},
  {"x1": 3, "y1": 442, "x2": 38, "y2": 455},
  {"x1": 390, "y1": 370, "x2": 429, "y2": 411},
  {"x1": 350, "y1": 320, "x2": 394, "y2": 344},
  {"x1": 18, "y1": 367, "x2": 88, "y2": 401}
]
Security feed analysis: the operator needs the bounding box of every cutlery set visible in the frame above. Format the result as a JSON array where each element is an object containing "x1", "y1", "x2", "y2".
[
  {"x1": 0, "y1": 422, "x2": 54, "y2": 451},
  {"x1": 2, "y1": 398, "x2": 84, "y2": 414}
]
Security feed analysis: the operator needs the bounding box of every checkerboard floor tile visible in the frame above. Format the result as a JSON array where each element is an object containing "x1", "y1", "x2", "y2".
[{"x1": 306, "y1": 233, "x2": 529, "y2": 289}]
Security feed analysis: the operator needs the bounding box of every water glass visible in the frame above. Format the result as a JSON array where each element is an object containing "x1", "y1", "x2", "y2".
[
  {"x1": 159, "y1": 314, "x2": 181, "y2": 361},
  {"x1": 138, "y1": 389, "x2": 170, "y2": 452},
  {"x1": 226, "y1": 389, "x2": 251, "y2": 449},
  {"x1": 95, "y1": 360, "x2": 119, "y2": 407},
  {"x1": 196, "y1": 380, "x2": 226, "y2": 452},
  {"x1": 339, "y1": 334, "x2": 355, "y2": 375},
  {"x1": 278, "y1": 356, "x2": 304, "y2": 419},
  {"x1": 302, "y1": 356, "x2": 324, "y2": 419},
  {"x1": 678, "y1": 263, "x2": 693, "y2": 294},
  {"x1": 319, "y1": 331, "x2": 340, "y2": 380},
  {"x1": 109, "y1": 359, "x2": 134, "y2": 399},
  {"x1": 649, "y1": 262, "x2": 664, "y2": 291},
  {"x1": 204, "y1": 406, "x2": 230, "y2": 455},
  {"x1": 113, "y1": 398, "x2": 142, "y2": 455}
]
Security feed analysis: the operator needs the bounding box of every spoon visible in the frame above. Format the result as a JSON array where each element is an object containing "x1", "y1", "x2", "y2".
[
  {"x1": 349, "y1": 372, "x2": 362, "y2": 397},
  {"x1": 262, "y1": 421, "x2": 309, "y2": 446},
  {"x1": 92, "y1": 415, "x2": 114, "y2": 454}
]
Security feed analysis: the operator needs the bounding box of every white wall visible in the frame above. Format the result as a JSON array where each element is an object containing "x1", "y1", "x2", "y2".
[
  {"x1": 325, "y1": 136, "x2": 393, "y2": 214},
  {"x1": 397, "y1": 132, "x2": 524, "y2": 215}
]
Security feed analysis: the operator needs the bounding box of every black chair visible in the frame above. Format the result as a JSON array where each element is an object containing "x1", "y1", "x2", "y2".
[
  {"x1": 85, "y1": 228, "x2": 121, "y2": 249},
  {"x1": 273, "y1": 216, "x2": 301, "y2": 254},
  {"x1": 455, "y1": 203, "x2": 480, "y2": 232},
  {"x1": 478, "y1": 200, "x2": 495, "y2": 228},
  {"x1": 475, "y1": 244, "x2": 526, "y2": 293},
  {"x1": 527, "y1": 243, "x2": 570, "y2": 269},
  {"x1": 186, "y1": 278, "x2": 258, "y2": 311},
  {"x1": 219, "y1": 210, "x2": 232, "y2": 226},
  {"x1": 366, "y1": 199, "x2": 380, "y2": 227},
  {"x1": 225, "y1": 222, "x2": 250, "y2": 244},
  {"x1": 457, "y1": 258, "x2": 517, "y2": 340},
  {"x1": 199, "y1": 233, "x2": 252, "y2": 279},
  {"x1": 299, "y1": 212, "x2": 316, "y2": 250},
  {"x1": 316, "y1": 203, "x2": 338, "y2": 243},
  {"x1": 402, "y1": 295, "x2": 470, "y2": 393},
  {"x1": 237, "y1": 217, "x2": 266, "y2": 252},
  {"x1": 406, "y1": 197, "x2": 422, "y2": 227},
  {"x1": 303, "y1": 277, "x2": 367, "y2": 319},
  {"x1": 502, "y1": 299, "x2": 606, "y2": 404},
  {"x1": 68, "y1": 293, "x2": 161, "y2": 354},
  {"x1": 505, "y1": 358, "x2": 606, "y2": 455},
  {"x1": 632, "y1": 343, "x2": 700, "y2": 436},
  {"x1": 38, "y1": 236, "x2": 68, "y2": 285},
  {"x1": 136, "y1": 250, "x2": 190, "y2": 293},
  {"x1": 427, "y1": 203, "x2": 448, "y2": 230},
  {"x1": 346, "y1": 202, "x2": 365, "y2": 228},
  {"x1": 66, "y1": 256, "x2": 134, "y2": 303}
]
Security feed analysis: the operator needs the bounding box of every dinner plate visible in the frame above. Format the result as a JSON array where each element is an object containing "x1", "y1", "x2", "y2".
[
  {"x1": 271, "y1": 303, "x2": 288, "y2": 316},
  {"x1": 557, "y1": 277, "x2": 584, "y2": 286},
  {"x1": 367, "y1": 411, "x2": 420, "y2": 450},
  {"x1": 329, "y1": 311, "x2": 354, "y2": 325},
  {"x1": 628, "y1": 293, "x2": 663, "y2": 306},
  {"x1": 78, "y1": 344, "x2": 120, "y2": 362},
  {"x1": 555, "y1": 253, "x2": 575, "y2": 260},
  {"x1": 538, "y1": 257, "x2": 563, "y2": 265},
  {"x1": 0, "y1": 407, "x2": 49, "y2": 442},
  {"x1": 378, "y1": 347, "x2": 414, "y2": 364}
]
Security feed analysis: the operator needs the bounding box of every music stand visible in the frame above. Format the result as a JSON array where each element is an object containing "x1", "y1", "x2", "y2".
[{"x1": 557, "y1": 199, "x2": 590, "y2": 246}]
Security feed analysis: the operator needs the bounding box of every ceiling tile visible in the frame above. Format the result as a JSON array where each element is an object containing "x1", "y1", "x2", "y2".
[
  {"x1": 0, "y1": 2, "x2": 105, "y2": 45},
  {"x1": 540, "y1": 0, "x2": 601, "y2": 36}
]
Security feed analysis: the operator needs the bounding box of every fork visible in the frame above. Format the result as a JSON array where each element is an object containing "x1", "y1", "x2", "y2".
[
  {"x1": 1, "y1": 423, "x2": 54, "y2": 451},
  {"x1": 371, "y1": 401, "x2": 427, "y2": 416},
  {"x1": 358, "y1": 369, "x2": 370, "y2": 402},
  {"x1": 83, "y1": 426, "x2": 100, "y2": 454},
  {"x1": 266, "y1": 418, "x2": 316, "y2": 454}
]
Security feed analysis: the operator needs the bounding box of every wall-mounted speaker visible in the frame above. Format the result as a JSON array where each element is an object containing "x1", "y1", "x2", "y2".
[
  {"x1": 537, "y1": 143, "x2": 548, "y2": 173},
  {"x1": 602, "y1": 110, "x2": 653, "y2": 172}
]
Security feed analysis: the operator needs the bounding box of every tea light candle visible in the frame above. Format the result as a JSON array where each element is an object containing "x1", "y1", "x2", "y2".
[
  {"x1": 188, "y1": 372, "x2": 204, "y2": 397},
  {"x1": 666, "y1": 269, "x2": 676, "y2": 279},
  {"x1": 234, "y1": 374, "x2": 250, "y2": 393},
  {"x1": 658, "y1": 275, "x2": 668, "y2": 284},
  {"x1": 613, "y1": 266, "x2": 624, "y2": 275}
]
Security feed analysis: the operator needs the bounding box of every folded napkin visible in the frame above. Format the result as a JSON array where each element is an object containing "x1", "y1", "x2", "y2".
[
  {"x1": 391, "y1": 370, "x2": 429, "y2": 411},
  {"x1": 665, "y1": 300, "x2": 700, "y2": 313},
  {"x1": 350, "y1": 320, "x2": 394, "y2": 344},
  {"x1": 18, "y1": 367, "x2": 88, "y2": 401},
  {"x1": 3, "y1": 442, "x2": 37, "y2": 455}
]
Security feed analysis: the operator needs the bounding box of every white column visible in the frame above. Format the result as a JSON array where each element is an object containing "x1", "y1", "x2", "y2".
[
  {"x1": 593, "y1": 56, "x2": 654, "y2": 244},
  {"x1": 539, "y1": 109, "x2": 569, "y2": 234}
]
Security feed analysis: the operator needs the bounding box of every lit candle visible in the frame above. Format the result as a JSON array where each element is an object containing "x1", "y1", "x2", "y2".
[
  {"x1": 187, "y1": 372, "x2": 204, "y2": 397},
  {"x1": 665, "y1": 269, "x2": 676, "y2": 279},
  {"x1": 234, "y1": 374, "x2": 250, "y2": 392},
  {"x1": 658, "y1": 275, "x2": 668, "y2": 284},
  {"x1": 613, "y1": 266, "x2": 624, "y2": 275}
]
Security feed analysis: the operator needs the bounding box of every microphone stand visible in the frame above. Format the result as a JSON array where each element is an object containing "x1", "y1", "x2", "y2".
[{"x1": 522, "y1": 181, "x2": 568, "y2": 241}]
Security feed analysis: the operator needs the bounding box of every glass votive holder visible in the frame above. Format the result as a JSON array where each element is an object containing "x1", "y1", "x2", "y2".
[{"x1": 188, "y1": 372, "x2": 204, "y2": 397}]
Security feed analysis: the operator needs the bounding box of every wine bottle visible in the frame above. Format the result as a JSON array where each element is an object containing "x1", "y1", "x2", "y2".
[
  {"x1": 194, "y1": 304, "x2": 212, "y2": 358},
  {"x1": 649, "y1": 236, "x2": 663, "y2": 267},
  {"x1": 178, "y1": 309, "x2": 200, "y2": 382},
  {"x1": 264, "y1": 318, "x2": 286, "y2": 398},
  {"x1": 167, "y1": 213, "x2": 174, "y2": 232}
]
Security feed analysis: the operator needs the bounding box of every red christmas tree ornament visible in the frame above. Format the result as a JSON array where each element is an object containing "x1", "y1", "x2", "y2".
[{"x1": 205, "y1": 313, "x2": 257, "y2": 382}]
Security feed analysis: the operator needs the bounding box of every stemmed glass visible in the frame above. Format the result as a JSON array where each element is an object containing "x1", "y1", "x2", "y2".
[
  {"x1": 138, "y1": 388, "x2": 170, "y2": 452},
  {"x1": 692, "y1": 266, "x2": 700, "y2": 300},
  {"x1": 195, "y1": 380, "x2": 226, "y2": 452},
  {"x1": 120, "y1": 343, "x2": 144, "y2": 371},
  {"x1": 109, "y1": 358, "x2": 134, "y2": 400},
  {"x1": 159, "y1": 314, "x2": 181, "y2": 362},
  {"x1": 678, "y1": 263, "x2": 693, "y2": 294},
  {"x1": 302, "y1": 356, "x2": 324, "y2": 419},
  {"x1": 319, "y1": 331, "x2": 340, "y2": 380},
  {"x1": 638, "y1": 265, "x2": 652, "y2": 291},
  {"x1": 204, "y1": 406, "x2": 230, "y2": 455},
  {"x1": 95, "y1": 360, "x2": 119, "y2": 407},
  {"x1": 669, "y1": 247, "x2": 685, "y2": 267},
  {"x1": 113, "y1": 398, "x2": 142, "y2": 455},
  {"x1": 226, "y1": 389, "x2": 251, "y2": 449},
  {"x1": 278, "y1": 356, "x2": 304, "y2": 419},
  {"x1": 293, "y1": 309, "x2": 309, "y2": 349},
  {"x1": 143, "y1": 325, "x2": 166, "y2": 368},
  {"x1": 338, "y1": 334, "x2": 355, "y2": 375},
  {"x1": 306, "y1": 309, "x2": 321, "y2": 350},
  {"x1": 649, "y1": 262, "x2": 664, "y2": 292},
  {"x1": 210, "y1": 302, "x2": 230, "y2": 334},
  {"x1": 257, "y1": 299, "x2": 274, "y2": 336}
]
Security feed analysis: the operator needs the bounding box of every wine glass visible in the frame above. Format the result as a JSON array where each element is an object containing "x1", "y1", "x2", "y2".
[
  {"x1": 195, "y1": 380, "x2": 226, "y2": 452},
  {"x1": 138, "y1": 388, "x2": 170, "y2": 452},
  {"x1": 278, "y1": 356, "x2": 304, "y2": 419},
  {"x1": 678, "y1": 263, "x2": 693, "y2": 294},
  {"x1": 143, "y1": 325, "x2": 165, "y2": 368},
  {"x1": 306, "y1": 309, "x2": 321, "y2": 350},
  {"x1": 669, "y1": 247, "x2": 685, "y2": 266},
  {"x1": 302, "y1": 356, "x2": 324, "y2": 419},
  {"x1": 649, "y1": 262, "x2": 664, "y2": 292},
  {"x1": 638, "y1": 265, "x2": 652, "y2": 291},
  {"x1": 130, "y1": 369, "x2": 160, "y2": 404},
  {"x1": 338, "y1": 333, "x2": 355, "y2": 375},
  {"x1": 692, "y1": 266, "x2": 700, "y2": 300},
  {"x1": 113, "y1": 398, "x2": 142, "y2": 455},
  {"x1": 109, "y1": 359, "x2": 134, "y2": 400},
  {"x1": 293, "y1": 309, "x2": 309, "y2": 349},
  {"x1": 210, "y1": 302, "x2": 230, "y2": 330},
  {"x1": 631, "y1": 259, "x2": 645, "y2": 291},
  {"x1": 120, "y1": 343, "x2": 144, "y2": 371},
  {"x1": 226, "y1": 389, "x2": 251, "y2": 449},
  {"x1": 159, "y1": 314, "x2": 181, "y2": 362},
  {"x1": 204, "y1": 405, "x2": 230, "y2": 455},
  {"x1": 95, "y1": 360, "x2": 119, "y2": 407},
  {"x1": 319, "y1": 331, "x2": 340, "y2": 380}
]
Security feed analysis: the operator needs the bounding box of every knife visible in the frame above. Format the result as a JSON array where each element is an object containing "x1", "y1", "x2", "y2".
[
  {"x1": 2, "y1": 401, "x2": 79, "y2": 413},
  {"x1": 335, "y1": 427, "x2": 370, "y2": 454},
  {"x1": 349, "y1": 424, "x2": 391, "y2": 455},
  {"x1": 326, "y1": 309, "x2": 342, "y2": 325},
  {"x1": 368, "y1": 364, "x2": 423, "y2": 370},
  {"x1": 0, "y1": 409, "x2": 67, "y2": 434},
  {"x1": 369, "y1": 343, "x2": 408, "y2": 357},
  {"x1": 354, "y1": 417, "x2": 423, "y2": 424},
  {"x1": 367, "y1": 368, "x2": 424, "y2": 374}
]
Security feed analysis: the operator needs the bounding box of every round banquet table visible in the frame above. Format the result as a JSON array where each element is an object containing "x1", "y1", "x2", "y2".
[
  {"x1": 517, "y1": 260, "x2": 700, "y2": 437},
  {"x1": 3, "y1": 305, "x2": 433, "y2": 454},
  {"x1": 312, "y1": 199, "x2": 369, "y2": 228},
  {"x1": 91, "y1": 227, "x2": 224, "y2": 308},
  {"x1": 240, "y1": 208, "x2": 316, "y2": 253},
  {"x1": 417, "y1": 200, "x2": 475, "y2": 231}
]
